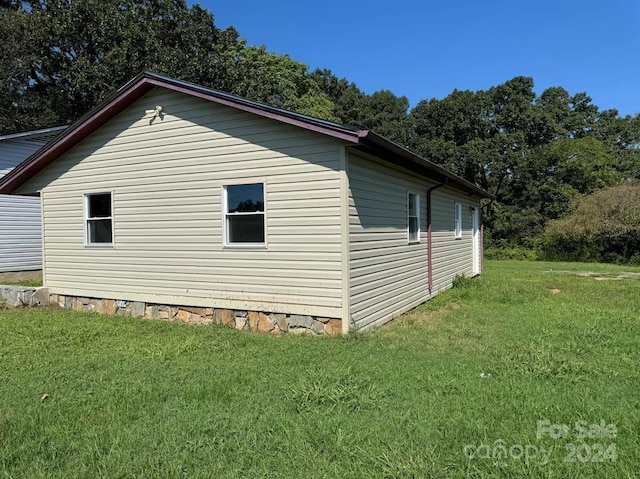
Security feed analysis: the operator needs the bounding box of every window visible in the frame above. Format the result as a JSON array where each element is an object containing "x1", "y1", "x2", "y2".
[
  {"x1": 224, "y1": 183, "x2": 265, "y2": 246},
  {"x1": 454, "y1": 202, "x2": 462, "y2": 238},
  {"x1": 85, "y1": 192, "x2": 113, "y2": 245},
  {"x1": 408, "y1": 192, "x2": 420, "y2": 243}
]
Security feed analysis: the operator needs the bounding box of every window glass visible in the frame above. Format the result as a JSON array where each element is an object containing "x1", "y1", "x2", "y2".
[
  {"x1": 88, "y1": 219, "x2": 113, "y2": 243},
  {"x1": 225, "y1": 183, "x2": 265, "y2": 245},
  {"x1": 86, "y1": 193, "x2": 113, "y2": 245},
  {"x1": 227, "y1": 184, "x2": 264, "y2": 213},
  {"x1": 408, "y1": 192, "x2": 419, "y2": 243},
  {"x1": 88, "y1": 193, "x2": 111, "y2": 218},
  {"x1": 454, "y1": 203, "x2": 462, "y2": 238},
  {"x1": 228, "y1": 215, "x2": 265, "y2": 243}
]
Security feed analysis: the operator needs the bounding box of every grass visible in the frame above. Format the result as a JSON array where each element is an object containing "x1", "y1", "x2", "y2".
[
  {"x1": 1, "y1": 280, "x2": 42, "y2": 288},
  {"x1": 1, "y1": 260, "x2": 639, "y2": 478}
]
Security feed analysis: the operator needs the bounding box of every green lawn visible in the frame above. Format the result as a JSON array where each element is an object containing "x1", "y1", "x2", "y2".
[
  {"x1": 1, "y1": 280, "x2": 42, "y2": 288},
  {"x1": 1, "y1": 260, "x2": 639, "y2": 478}
]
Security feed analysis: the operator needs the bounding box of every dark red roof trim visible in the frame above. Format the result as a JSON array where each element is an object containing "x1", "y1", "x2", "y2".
[{"x1": 0, "y1": 72, "x2": 492, "y2": 199}]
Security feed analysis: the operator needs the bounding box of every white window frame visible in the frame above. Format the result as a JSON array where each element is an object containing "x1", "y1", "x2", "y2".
[
  {"x1": 454, "y1": 202, "x2": 463, "y2": 239},
  {"x1": 407, "y1": 191, "x2": 420, "y2": 243},
  {"x1": 84, "y1": 192, "x2": 114, "y2": 247},
  {"x1": 222, "y1": 182, "x2": 267, "y2": 248}
]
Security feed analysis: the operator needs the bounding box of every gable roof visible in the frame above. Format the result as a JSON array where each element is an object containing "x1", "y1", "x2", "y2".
[
  {"x1": 0, "y1": 72, "x2": 492, "y2": 198},
  {"x1": 0, "y1": 125, "x2": 67, "y2": 143},
  {"x1": 0, "y1": 125, "x2": 67, "y2": 180}
]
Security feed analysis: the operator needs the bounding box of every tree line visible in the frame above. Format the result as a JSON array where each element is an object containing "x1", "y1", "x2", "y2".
[{"x1": 3, "y1": 0, "x2": 640, "y2": 260}]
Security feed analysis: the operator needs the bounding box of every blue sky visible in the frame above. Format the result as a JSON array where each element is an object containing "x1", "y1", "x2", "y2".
[{"x1": 194, "y1": 0, "x2": 639, "y2": 116}]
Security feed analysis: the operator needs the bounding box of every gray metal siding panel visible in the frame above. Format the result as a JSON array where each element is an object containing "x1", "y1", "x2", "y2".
[
  {"x1": 0, "y1": 194, "x2": 42, "y2": 272},
  {"x1": 0, "y1": 134, "x2": 48, "y2": 272},
  {"x1": 0, "y1": 138, "x2": 49, "y2": 178}
]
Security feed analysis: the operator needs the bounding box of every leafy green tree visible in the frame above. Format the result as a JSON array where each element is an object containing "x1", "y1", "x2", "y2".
[
  {"x1": 408, "y1": 75, "x2": 640, "y2": 247},
  {"x1": 228, "y1": 46, "x2": 336, "y2": 121},
  {"x1": 0, "y1": 2, "x2": 59, "y2": 132},
  {"x1": 3, "y1": 1, "x2": 640, "y2": 253},
  {"x1": 0, "y1": 0, "x2": 339, "y2": 131},
  {"x1": 309, "y1": 68, "x2": 368, "y2": 126},
  {"x1": 409, "y1": 77, "x2": 538, "y2": 202},
  {"x1": 410, "y1": 89, "x2": 489, "y2": 185},
  {"x1": 547, "y1": 137, "x2": 620, "y2": 194},
  {"x1": 0, "y1": 0, "x2": 246, "y2": 131},
  {"x1": 357, "y1": 90, "x2": 410, "y2": 145},
  {"x1": 310, "y1": 68, "x2": 410, "y2": 143}
]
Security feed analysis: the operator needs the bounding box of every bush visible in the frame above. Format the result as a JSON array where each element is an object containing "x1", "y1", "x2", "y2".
[
  {"x1": 541, "y1": 181, "x2": 640, "y2": 264},
  {"x1": 484, "y1": 247, "x2": 538, "y2": 261},
  {"x1": 452, "y1": 274, "x2": 473, "y2": 288}
]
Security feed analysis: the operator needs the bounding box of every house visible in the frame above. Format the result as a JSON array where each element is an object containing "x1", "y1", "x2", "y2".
[
  {"x1": 0, "y1": 126, "x2": 66, "y2": 273},
  {"x1": 0, "y1": 72, "x2": 491, "y2": 334}
]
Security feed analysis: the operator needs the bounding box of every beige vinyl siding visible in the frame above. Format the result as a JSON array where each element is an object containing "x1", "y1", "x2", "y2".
[
  {"x1": 348, "y1": 151, "x2": 483, "y2": 331},
  {"x1": 24, "y1": 88, "x2": 344, "y2": 317},
  {"x1": 348, "y1": 151, "x2": 432, "y2": 331},
  {"x1": 430, "y1": 187, "x2": 480, "y2": 293}
]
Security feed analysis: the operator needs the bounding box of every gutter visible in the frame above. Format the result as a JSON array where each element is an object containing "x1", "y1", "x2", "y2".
[
  {"x1": 357, "y1": 130, "x2": 493, "y2": 199},
  {"x1": 0, "y1": 71, "x2": 495, "y2": 202},
  {"x1": 426, "y1": 179, "x2": 449, "y2": 291}
]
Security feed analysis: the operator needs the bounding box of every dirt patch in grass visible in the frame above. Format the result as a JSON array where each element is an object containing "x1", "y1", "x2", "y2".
[
  {"x1": 396, "y1": 302, "x2": 462, "y2": 330},
  {"x1": 380, "y1": 302, "x2": 485, "y2": 353},
  {"x1": 0, "y1": 270, "x2": 42, "y2": 286},
  {"x1": 576, "y1": 271, "x2": 640, "y2": 280},
  {"x1": 547, "y1": 270, "x2": 640, "y2": 281}
]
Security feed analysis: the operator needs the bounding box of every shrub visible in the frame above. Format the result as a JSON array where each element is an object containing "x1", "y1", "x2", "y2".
[
  {"x1": 541, "y1": 180, "x2": 640, "y2": 263},
  {"x1": 452, "y1": 274, "x2": 473, "y2": 288},
  {"x1": 484, "y1": 247, "x2": 538, "y2": 261}
]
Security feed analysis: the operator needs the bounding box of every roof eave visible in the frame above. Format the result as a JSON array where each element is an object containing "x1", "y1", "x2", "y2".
[
  {"x1": 356, "y1": 131, "x2": 494, "y2": 199},
  {"x1": 142, "y1": 73, "x2": 361, "y2": 143},
  {"x1": 0, "y1": 125, "x2": 67, "y2": 142},
  {"x1": 0, "y1": 73, "x2": 154, "y2": 194},
  {"x1": 0, "y1": 72, "x2": 493, "y2": 200},
  {"x1": 0, "y1": 72, "x2": 363, "y2": 194}
]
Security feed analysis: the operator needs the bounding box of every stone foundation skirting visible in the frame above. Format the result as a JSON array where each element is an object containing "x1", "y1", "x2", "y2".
[
  {"x1": 0, "y1": 285, "x2": 37, "y2": 307},
  {"x1": 46, "y1": 293, "x2": 342, "y2": 336}
]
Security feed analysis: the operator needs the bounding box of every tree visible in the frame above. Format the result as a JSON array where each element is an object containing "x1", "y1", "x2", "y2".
[
  {"x1": 409, "y1": 77, "x2": 539, "y2": 198},
  {"x1": 3, "y1": 1, "x2": 640, "y2": 251},
  {"x1": 310, "y1": 68, "x2": 368, "y2": 126},
  {"x1": 310, "y1": 68, "x2": 411, "y2": 144},
  {"x1": 409, "y1": 89, "x2": 490, "y2": 185},
  {"x1": 408, "y1": 75, "x2": 640, "y2": 247},
  {"x1": 0, "y1": 0, "x2": 343, "y2": 130},
  {"x1": 227, "y1": 46, "x2": 337, "y2": 121},
  {"x1": 356, "y1": 90, "x2": 410, "y2": 145},
  {"x1": 0, "y1": 1, "x2": 234, "y2": 130},
  {"x1": 0, "y1": 2, "x2": 59, "y2": 131},
  {"x1": 1, "y1": 0, "x2": 336, "y2": 132}
]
